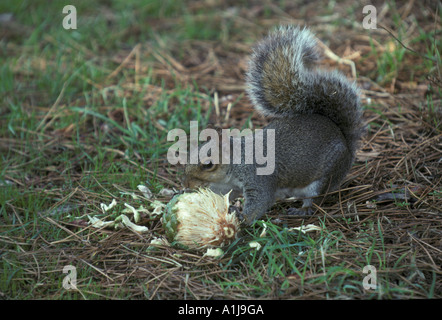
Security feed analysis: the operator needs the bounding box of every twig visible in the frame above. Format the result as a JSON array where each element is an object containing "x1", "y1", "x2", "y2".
[
  {"x1": 377, "y1": 24, "x2": 438, "y2": 63},
  {"x1": 107, "y1": 44, "x2": 141, "y2": 80},
  {"x1": 317, "y1": 39, "x2": 357, "y2": 78},
  {"x1": 37, "y1": 82, "x2": 67, "y2": 132}
]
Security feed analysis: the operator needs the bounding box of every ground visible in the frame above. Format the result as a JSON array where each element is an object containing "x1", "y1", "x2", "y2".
[{"x1": 0, "y1": 0, "x2": 441, "y2": 299}]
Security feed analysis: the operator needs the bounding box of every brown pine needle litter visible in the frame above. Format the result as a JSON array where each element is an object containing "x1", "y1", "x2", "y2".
[{"x1": 0, "y1": 0, "x2": 441, "y2": 299}]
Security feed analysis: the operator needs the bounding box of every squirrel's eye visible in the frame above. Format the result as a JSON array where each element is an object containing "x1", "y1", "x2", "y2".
[{"x1": 201, "y1": 160, "x2": 215, "y2": 171}]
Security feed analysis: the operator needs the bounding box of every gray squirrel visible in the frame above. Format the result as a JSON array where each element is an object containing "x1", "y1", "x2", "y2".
[{"x1": 182, "y1": 25, "x2": 365, "y2": 224}]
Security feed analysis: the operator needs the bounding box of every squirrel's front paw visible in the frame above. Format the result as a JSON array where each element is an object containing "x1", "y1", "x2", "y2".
[
  {"x1": 239, "y1": 213, "x2": 255, "y2": 226},
  {"x1": 286, "y1": 206, "x2": 315, "y2": 216},
  {"x1": 238, "y1": 211, "x2": 261, "y2": 226}
]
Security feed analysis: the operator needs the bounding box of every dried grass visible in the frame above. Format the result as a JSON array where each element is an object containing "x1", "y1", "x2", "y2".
[{"x1": 1, "y1": 0, "x2": 441, "y2": 300}]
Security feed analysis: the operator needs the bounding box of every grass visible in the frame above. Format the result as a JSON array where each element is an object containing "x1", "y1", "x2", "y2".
[{"x1": 1, "y1": 0, "x2": 441, "y2": 300}]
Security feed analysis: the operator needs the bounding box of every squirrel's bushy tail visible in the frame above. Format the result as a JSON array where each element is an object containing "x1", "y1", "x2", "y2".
[{"x1": 246, "y1": 25, "x2": 365, "y2": 158}]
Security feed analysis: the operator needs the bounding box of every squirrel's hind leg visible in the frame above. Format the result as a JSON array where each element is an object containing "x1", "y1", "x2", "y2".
[
  {"x1": 284, "y1": 179, "x2": 323, "y2": 216},
  {"x1": 286, "y1": 198, "x2": 316, "y2": 216}
]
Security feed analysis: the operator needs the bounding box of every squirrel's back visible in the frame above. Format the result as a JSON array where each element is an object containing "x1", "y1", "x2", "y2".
[
  {"x1": 246, "y1": 25, "x2": 365, "y2": 161},
  {"x1": 182, "y1": 25, "x2": 366, "y2": 223}
]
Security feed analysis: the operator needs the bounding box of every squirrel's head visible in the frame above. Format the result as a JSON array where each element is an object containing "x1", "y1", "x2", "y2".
[{"x1": 182, "y1": 156, "x2": 230, "y2": 189}]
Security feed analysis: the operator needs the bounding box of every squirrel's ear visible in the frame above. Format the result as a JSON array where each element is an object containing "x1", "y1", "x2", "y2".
[
  {"x1": 214, "y1": 126, "x2": 223, "y2": 135},
  {"x1": 205, "y1": 123, "x2": 223, "y2": 134}
]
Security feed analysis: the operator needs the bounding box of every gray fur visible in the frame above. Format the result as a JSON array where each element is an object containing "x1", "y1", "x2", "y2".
[
  {"x1": 246, "y1": 25, "x2": 365, "y2": 161},
  {"x1": 184, "y1": 25, "x2": 366, "y2": 224}
]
